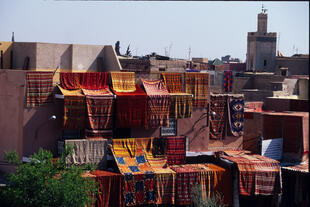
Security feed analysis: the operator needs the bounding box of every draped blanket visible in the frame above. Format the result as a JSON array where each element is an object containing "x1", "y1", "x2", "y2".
[
  {"x1": 112, "y1": 84, "x2": 147, "y2": 128},
  {"x1": 223, "y1": 70, "x2": 233, "y2": 92},
  {"x1": 26, "y1": 71, "x2": 54, "y2": 107},
  {"x1": 136, "y1": 137, "x2": 176, "y2": 204},
  {"x1": 222, "y1": 152, "x2": 281, "y2": 196},
  {"x1": 112, "y1": 139, "x2": 155, "y2": 206},
  {"x1": 65, "y1": 138, "x2": 107, "y2": 167},
  {"x1": 82, "y1": 88, "x2": 114, "y2": 139},
  {"x1": 141, "y1": 79, "x2": 170, "y2": 128},
  {"x1": 60, "y1": 72, "x2": 109, "y2": 90},
  {"x1": 170, "y1": 93, "x2": 193, "y2": 119},
  {"x1": 210, "y1": 94, "x2": 227, "y2": 140},
  {"x1": 90, "y1": 170, "x2": 123, "y2": 207},
  {"x1": 228, "y1": 95, "x2": 244, "y2": 137},
  {"x1": 166, "y1": 136, "x2": 186, "y2": 165},
  {"x1": 162, "y1": 73, "x2": 183, "y2": 93},
  {"x1": 58, "y1": 86, "x2": 86, "y2": 130},
  {"x1": 185, "y1": 72, "x2": 209, "y2": 108},
  {"x1": 170, "y1": 165, "x2": 200, "y2": 205},
  {"x1": 110, "y1": 72, "x2": 136, "y2": 92}
]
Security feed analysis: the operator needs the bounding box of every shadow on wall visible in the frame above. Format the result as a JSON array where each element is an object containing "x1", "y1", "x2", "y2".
[
  {"x1": 86, "y1": 48, "x2": 104, "y2": 72},
  {"x1": 178, "y1": 108, "x2": 209, "y2": 152},
  {"x1": 23, "y1": 93, "x2": 63, "y2": 156},
  {"x1": 60, "y1": 45, "x2": 73, "y2": 70}
]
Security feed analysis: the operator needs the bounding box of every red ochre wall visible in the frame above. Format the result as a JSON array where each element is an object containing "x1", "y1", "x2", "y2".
[{"x1": 0, "y1": 70, "x2": 62, "y2": 165}]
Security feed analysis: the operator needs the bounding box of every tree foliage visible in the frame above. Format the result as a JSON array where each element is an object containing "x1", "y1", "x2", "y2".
[
  {"x1": 191, "y1": 184, "x2": 224, "y2": 207},
  {"x1": 0, "y1": 146, "x2": 97, "y2": 207}
]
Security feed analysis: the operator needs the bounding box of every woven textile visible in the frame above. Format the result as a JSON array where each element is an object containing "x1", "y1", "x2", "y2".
[
  {"x1": 110, "y1": 72, "x2": 136, "y2": 92},
  {"x1": 162, "y1": 73, "x2": 183, "y2": 93},
  {"x1": 136, "y1": 137, "x2": 167, "y2": 168},
  {"x1": 136, "y1": 137, "x2": 176, "y2": 205},
  {"x1": 65, "y1": 139, "x2": 107, "y2": 167},
  {"x1": 223, "y1": 70, "x2": 233, "y2": 92},
  {"x1": 58, "y1": 86, "x2": 86, "y2": 130},
  {"x1": 222, "y1": 152, "x2": 281, "y2": 196},
  {"x1": 170, "y1": 165, "x2": 200, "y2": 205},
  {"x1": 185, "y1": 72, "x2": 209, "y2": 108},
  {"x1": 112, "y1": 139, "x2": 155, "y2": 206},
  {"x1": 228, "y1": 95, "x2": 245, "y2": 137},
  {"x1": 26, "y1": 71, "x2": 54, "y2": 107},
  {"x1": 90, "y1": 170, "x2": 123, "y2": 207},
  {"x1": 112, "y1": 84, "x2": 147, "y2": 128},
  {"x1": 60, "y1": 72, "x2": 109, "y2": 90},
  {"x1": 184, "y1": 164, "x2": 211, "y2": 202},
  {"x1": 141, "y1": 79, "x2": 170, "y2": 128},
  {"x1": 166, "y1": 136, "x2": 186, "y2": 165},
  {"x1": 82, "y1": 88, "x2": 114, "y2": 139},
  {"x1": 210, "y1": 94, "x2": 227, "y2": 140},
  {"x1": 170, "y1": 93, "x2": 193, "y2": 119}
]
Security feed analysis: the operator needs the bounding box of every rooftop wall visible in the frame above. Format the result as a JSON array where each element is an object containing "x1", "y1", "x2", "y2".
[
  {"x1": 3, "y1": 42, "x2": 122, "y2": 72},
  {"x1": 36, "y1": 43, "x2": 72, "y2": 70}
]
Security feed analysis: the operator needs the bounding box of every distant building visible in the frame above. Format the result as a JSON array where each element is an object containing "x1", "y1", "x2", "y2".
[
  {"x1": 192, "y1": 57, "x2": 208, "y2": 64},
  {"x1": 275, "y1": 54, "x2": 309, "y2": 76},
  {"x1": 246, "y1": 9, "x2": 277, "y2": 72},
  {"x1": 211, "y1": 58, "x2": 223, "y2": 65},
  {"x1": 221, "y1": 55, "x2": 241, "y2": 64}
]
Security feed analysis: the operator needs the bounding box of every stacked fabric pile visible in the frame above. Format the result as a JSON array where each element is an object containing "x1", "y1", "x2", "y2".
[
  {"x1": 141, "y1": 79, "x2": 170, "y2": 128},
  {"x1": 210, "y1": 93, "x2": 245, "y2": 139},
  {"x1": 26, "y1": 71, "x2": 54, "y2": 107},
  {"x1": 162, "y1": 73, "x2": 193, "y2": 119},
  {"x1": 221, "y1": 151, "x2": 282, "y2": 196},
  {"x1": 112, "y1": 138, "x2": 155, "y2": 206},
  {"x1": 185, "y1": 72, "x2": 209, "y2": 108},
  {"x1": 59, "y1": 72, "x2": 114, "y2": 139},
  {"x1": 111, "y1": 72, "x2": 147, "y2": 128}
]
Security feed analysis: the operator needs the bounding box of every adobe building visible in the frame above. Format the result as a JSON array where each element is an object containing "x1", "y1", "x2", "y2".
[
  {"x1": 0, "y1": 41, "x2": 122, "y2": 72},
  {"x1": 246, "y1": 9, "x2": 277, "y2": 72}
]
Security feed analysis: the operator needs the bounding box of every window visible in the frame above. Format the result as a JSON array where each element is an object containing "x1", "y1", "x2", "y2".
[
  {"x1": 159, "y1": 67, "x2": 166, "y2": 71},
  {"x1": 160, "y1": 118, "x2": 177, "y2": 136},
  {"x1": 264, "y1": 60, "x2": 267, "y2": 67},
  {"x1": 281, "y1": 70, "x2": 287, "y2": 76}
]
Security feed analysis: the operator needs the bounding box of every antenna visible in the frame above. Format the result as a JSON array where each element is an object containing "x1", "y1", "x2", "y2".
[
  {"x1": 188, "y1": 46, "x2": 191, "y2": 61},
  {"x1": 277, "y1": 32, "x2": 281, "y2": 55},
  {"x1": 168, "y1": 42, "x2": 173, "y2": 57}
]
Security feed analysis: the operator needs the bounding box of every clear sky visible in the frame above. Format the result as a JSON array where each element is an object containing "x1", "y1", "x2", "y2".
[{"x1": 0, "y1": 1, "x2": 308, "y2": 62}]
